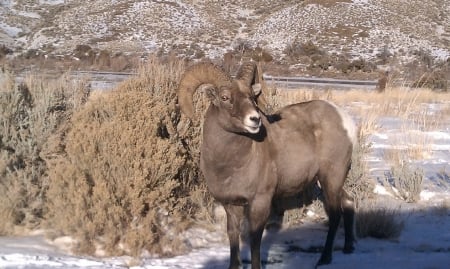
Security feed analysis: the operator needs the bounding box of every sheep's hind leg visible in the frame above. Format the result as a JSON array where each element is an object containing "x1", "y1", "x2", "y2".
[
  {"x1": 341, "y1": 189, "x2": 355, "y2": 254},
  {"x1": 317, "y1": 200, "x2": 341, "y2": 267},
  {"x1": 223, "y1": 204, "x2": 244, "y2": 269},
  {"x1": 316, "y1": 174, "x2": 344, "y2": 267}
]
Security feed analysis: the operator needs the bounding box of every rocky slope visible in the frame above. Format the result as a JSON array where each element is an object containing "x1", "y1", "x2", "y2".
[{"x1": 1, "y1": 0, "x2": 449, "y2": 74}]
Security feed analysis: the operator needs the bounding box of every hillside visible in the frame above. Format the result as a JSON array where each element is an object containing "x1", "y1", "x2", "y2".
[{"x1": 1, "y1": 0, "x2": 449, "y2": 77}]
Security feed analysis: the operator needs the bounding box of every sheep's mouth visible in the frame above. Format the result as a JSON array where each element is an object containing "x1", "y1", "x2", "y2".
[{"x1": 244, "y1": 122, "x2": 261, "y2": 134}]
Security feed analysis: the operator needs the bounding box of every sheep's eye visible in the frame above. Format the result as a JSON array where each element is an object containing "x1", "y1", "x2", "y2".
[{"x1": 221, "y1": 95, "x2": 229, "y2": 102}]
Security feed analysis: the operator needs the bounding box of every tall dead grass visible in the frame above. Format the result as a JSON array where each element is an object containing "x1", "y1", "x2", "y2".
[{"x1": 277, "y1": 86, "x2": 449, "y2": 116}]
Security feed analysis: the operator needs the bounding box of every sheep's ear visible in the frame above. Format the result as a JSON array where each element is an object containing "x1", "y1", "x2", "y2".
[
  {"x1": 252, "y1": 83, "x2": 262, "y2": 97},
  {"x1": 203, "y1": 86, "x2": 220, "y2": 106}
]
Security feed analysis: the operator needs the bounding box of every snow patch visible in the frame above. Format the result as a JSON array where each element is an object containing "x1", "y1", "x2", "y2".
[
  {"x1": 0, "y1": 22, "x2": 22, "y2": 37},
  {"x1": 39, "y1": 0, "x2": 65, "y2": 5}
]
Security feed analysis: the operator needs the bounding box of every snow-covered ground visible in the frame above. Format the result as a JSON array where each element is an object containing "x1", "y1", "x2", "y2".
[
  {"x1": 0, "y1": 92, "x2": 449, "y2": 269},
  {"x1": 1, "y1": 202, "x2": 449, "y2": 269}
]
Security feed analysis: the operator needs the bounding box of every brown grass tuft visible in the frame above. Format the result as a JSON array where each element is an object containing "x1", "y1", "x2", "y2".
[{"x1": 356, "y1": 201, "x2": 405, "y2": 239}]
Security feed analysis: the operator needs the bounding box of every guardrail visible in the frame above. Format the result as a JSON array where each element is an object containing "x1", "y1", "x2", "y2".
[
  {"x1": 72, "y1": 70, "x2": 137, "y2": 76},
  {"x1": 11, "y1": 70, "x2": 379, "y2": 91},
  {"x1": 263, "y1": 74, "x2": 378, "y2": 90}
]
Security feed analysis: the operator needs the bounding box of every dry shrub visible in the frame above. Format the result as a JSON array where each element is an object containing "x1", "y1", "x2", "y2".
[
  {"x1": 412, "y1": 70, "x2": 448, "y2": 91},
  {"x1": 44, "y1": 56, "x2": 212, "y2": 257},
  {"x1": 344, "y1": 122, "x2": 375, "y2": 207},
  {"x1": 0, "y1": 71, "x2": 90, "y2": 234},
  {"x1": 273, "y1": 88, "x2": 334, "y2": 107},
  {"x1": 433, "y1": 199, "x2": 450, "y2": 216},
  {"x1": 95, "y1": 50, "x2": 111, "y2": 69},
  {"x1": 356, "y1": 201, "x2": 405, "y2": 239},
  {"x1": 284, "y1": 40, "x2": 324, "y2": 59},
  {"x1": 384, "y1": 161, "x2": 424, "y2": 203},
  {"x1": 382, "y1": 126, "x2": 428, "y2": 203}
]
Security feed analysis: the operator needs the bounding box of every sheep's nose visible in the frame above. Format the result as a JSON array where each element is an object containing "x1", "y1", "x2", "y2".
[
  {"x1": 243, "y1": 111, "x2": 262, "y2": 133},
  {"x1": 250, "y1": 115, "x2": 261, "y2": 124}
]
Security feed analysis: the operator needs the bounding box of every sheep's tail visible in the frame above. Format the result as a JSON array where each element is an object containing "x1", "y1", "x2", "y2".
[{"x1": 327, "y1": 101, "x2": 358, "y2": 147}]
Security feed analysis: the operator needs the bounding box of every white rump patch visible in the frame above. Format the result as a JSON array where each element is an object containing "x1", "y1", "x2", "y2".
[{"x1": 326, "y1": 101, "x2": 358, "y2": 146}]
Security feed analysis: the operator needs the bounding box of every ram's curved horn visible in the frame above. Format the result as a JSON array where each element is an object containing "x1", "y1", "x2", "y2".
[
  {"x1": 178, "y1": 62, "x2": 232, "y2": 118},
  {"x1": 235, "y1": 61, "x2": 257, "y2": 87}
]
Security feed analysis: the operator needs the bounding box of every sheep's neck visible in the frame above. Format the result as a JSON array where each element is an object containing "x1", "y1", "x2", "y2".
[
  {"x1": 201, "y1": 111, "x2": 266, "y2": 204},
  {"x1": 202, "y1": 117, "x2": 254, "y2": 167}
]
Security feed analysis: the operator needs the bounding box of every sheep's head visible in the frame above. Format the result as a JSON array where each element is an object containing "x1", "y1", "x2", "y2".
[{"x1": 178, "y1": 61, "x2": 262, "y2": 134}]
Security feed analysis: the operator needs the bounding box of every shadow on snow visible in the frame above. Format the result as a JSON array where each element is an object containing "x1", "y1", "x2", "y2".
[{"x1": 200, "y1": 202, "x2": 450, "y2": 269}]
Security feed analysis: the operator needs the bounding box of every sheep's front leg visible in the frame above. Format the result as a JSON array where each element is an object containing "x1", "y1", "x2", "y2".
[
  {"x1": 223, "y1": 204, "x2": 244, "y2": 269},
  {"x1": 248, "y1": 196, "x2": 271, "y2": 269}
]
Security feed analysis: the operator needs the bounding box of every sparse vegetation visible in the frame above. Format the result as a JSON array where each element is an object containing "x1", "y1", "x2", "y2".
[
  {"x1": 0, "y1": 45, "x2": 13, "y2": 59},
  {"x1": 384, "y1": 162, "x2": 424, "y2": 203},
  {"x1": 412, "y1": 69, "x2": 449, "y2": 91},
  {"x1": 1, "y1": 0, "x2": 449, "y2": 84},
  {"x1": 356, "y1": 201, "x2": 405, "y2": 239}
]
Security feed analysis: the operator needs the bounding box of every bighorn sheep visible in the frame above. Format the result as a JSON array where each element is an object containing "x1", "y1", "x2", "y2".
[{"x1": 178, "y1": 61, "x2": 356, "y2": 269}]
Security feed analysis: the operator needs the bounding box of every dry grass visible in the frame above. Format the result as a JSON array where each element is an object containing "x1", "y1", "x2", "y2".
[
  {"x1": 428, "y1": 198, "x2": 450, "y2": 217},
  {"x1": 275, "y1": 85, "x2": 450, "y2": 116},
  {"x1": 383, "y1": 113, "x2": 435, "y2": 166},
  {"x1": 356, "y1": 201, "x2": 405, "y2": 239},
  {"x1": 383, "y1": 134, "x2": 433, "y2": 164}
]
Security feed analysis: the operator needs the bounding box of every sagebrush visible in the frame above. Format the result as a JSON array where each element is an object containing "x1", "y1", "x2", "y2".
[
  {"x1": 0, "y1": 71, "x2": 89, "y2": 234},
  {"x1": 1, "y1": 56, "x2": 212, "y2": 257},
  {"x1": 44, "y1": 56, "x2": 212, "y2": 256}
]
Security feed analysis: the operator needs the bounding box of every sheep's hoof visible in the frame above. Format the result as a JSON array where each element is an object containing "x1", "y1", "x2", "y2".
[
  {"x1": 316, "y1": 255, "x2": 332, "y2": 268},
  {"x1": 228, "y1": 259, "x2": 241, "y2": 269},
  {"x1": 343, "y1": 245, "x2": 355, "y2": 254}
]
